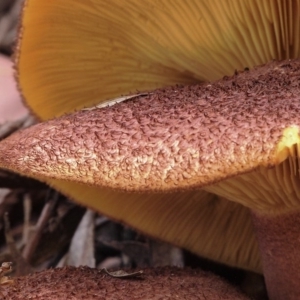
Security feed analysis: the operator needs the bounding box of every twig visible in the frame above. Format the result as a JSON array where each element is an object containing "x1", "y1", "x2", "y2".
[
  {"x1": 4, "y1": 212, "x2": 32, "y2": 276},
  {"x1": 22, "y1": 191, "x2": 59, "y2": 263}
]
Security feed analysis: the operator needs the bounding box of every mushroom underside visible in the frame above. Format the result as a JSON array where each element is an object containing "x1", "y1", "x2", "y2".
[{"x1": 17, "y1": 0, "x2": 300, "y2": 119}]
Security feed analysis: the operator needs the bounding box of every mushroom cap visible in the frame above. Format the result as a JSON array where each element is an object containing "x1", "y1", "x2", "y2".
[
  {"x1": 16, "y1": 0, "x2": 300, "y2": 120},
  {"x1": 2, "y1": 59, "x2": 299, "y2": 196},
  {"x1": 0, "y1": 266, "x2": 250, "y2": 299},
  {"x1": 2, "y1": 59, "x2": 300, "y2": 271}
]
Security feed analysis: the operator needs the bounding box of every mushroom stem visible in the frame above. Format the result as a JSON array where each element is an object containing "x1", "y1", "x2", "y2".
[{"x1": 251, "y1": 210, "x2": 300, "y2": 300}]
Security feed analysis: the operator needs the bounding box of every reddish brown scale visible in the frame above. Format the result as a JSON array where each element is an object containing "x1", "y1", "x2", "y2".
[
  {"x1": 0, "y1": 267, "x2": 250, "y2": 299},
  {"x1": 1, "y1": 60, "x2": 300, "y2": 192}
]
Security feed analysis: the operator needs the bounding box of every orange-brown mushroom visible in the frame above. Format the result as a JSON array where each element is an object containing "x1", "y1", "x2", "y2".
[
  {"x1": 13, "y1": 0, "x2": 300, "y2": 275},
  {"x1": 1, "y1": 59, "x2": 300, "y2": 299},
  {"x1": 8, "y1": 1, "x2": 300, "y2": 297}
]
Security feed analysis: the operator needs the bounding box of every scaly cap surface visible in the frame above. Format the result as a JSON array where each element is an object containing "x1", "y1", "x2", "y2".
[{"x1": 3, "y1": 60, "x2": 300, "y2": 194}]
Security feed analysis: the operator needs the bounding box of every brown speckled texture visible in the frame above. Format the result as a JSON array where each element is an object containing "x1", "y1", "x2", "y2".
[
  {"x1": 0, "y1": 266, "x2": 249, "y2": 299},
  {"x1": 1, "y1": 59, "x2": 300, "y2": 191},
  {"x1": 252, "y1": 210, "x2": 300, "y2": 300}
]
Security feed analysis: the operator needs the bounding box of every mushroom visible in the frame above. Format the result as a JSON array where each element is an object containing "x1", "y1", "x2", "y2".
[
  {"x1": 1, "y1": 59, "x2": 300, "y2": 299},
  {"x1": 0, "y1": 266, "x2": 250, "y2": 299},
  {"x1": 8, "y1": 0, "x2": 300, "y2": 291},
  {"x1": 12, "y1": 0, "x2": 286, "y2": 273}
]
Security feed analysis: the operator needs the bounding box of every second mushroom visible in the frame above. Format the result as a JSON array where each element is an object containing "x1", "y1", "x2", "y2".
[{"x1": 1, "y1": 59, "x2": 300, "y2": 299}]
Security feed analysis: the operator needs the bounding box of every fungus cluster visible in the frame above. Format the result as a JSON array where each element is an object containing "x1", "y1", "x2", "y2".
[{"x1": 2, "y1": 1, "x2": 300, "y2": 300}]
